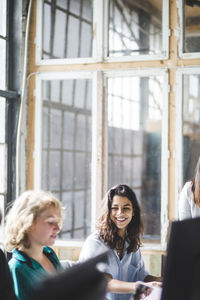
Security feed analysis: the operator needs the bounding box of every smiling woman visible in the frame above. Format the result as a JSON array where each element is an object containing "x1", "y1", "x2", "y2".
[
  {"x1": 79, "y1": 184, "x2": 162, "y2": 300},
  {"x1": 110, "y1": 195, "x2": 134, "y2": 260},
  {"x1": 4, "y1": 190, "x2": 63, "y2": 300},
  {"x1": 110, "y1": 195, "x2": 134, "y2": 236}
]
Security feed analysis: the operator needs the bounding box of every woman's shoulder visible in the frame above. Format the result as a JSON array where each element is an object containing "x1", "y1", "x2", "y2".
[
  {"x1": 183, "y1": 181, "x2": 192, "y2": 189},
  {"x1": 8, "y1": 252, "x2": 27, "y2": 274},
  {"x1": 43, "y1": 246, "x2": 57, "y2": 256},
  {"x1": 81, "y1": 231, "x2": 107, "y2": 249},
  {"x1": 84, "y1": 230, "x2": 100, "y2": 241},
  {"x1": 8, "y1": 249, "x2": 27, "y2": 266},
  {"x1": 79, "y1": 231, "x2": 108, "y2": 261},
  {"x1": 180, "y1": 181, "x2": 192, "y2": 196}
]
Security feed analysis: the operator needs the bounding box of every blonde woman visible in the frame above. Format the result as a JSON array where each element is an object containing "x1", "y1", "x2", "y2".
[{"x1": 5, "y1": 190, "x2": 63, "y2": 300}]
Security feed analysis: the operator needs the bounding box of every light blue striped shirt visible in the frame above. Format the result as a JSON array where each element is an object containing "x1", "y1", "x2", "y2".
[{"x1": 79, "y1": 231, "x2": 149, "y2": 300}]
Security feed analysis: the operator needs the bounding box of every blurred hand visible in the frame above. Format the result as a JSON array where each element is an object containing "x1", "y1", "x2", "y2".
[{"x1": 148, "y1": 281, "x2": 162, "y2": 288}]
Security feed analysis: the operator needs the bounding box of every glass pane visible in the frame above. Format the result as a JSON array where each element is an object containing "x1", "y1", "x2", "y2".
[
  {"x1": 108, "y1": 0, "x2": 163, "y2": 57},
  {"x1": 183, "y1": 74, "x2": 200, "y2": 182},
  {"x1": 0, "y1": 145, "x2": 6, "y2": 193},
  {"x1": 53, "y1": 10, "x2": 67, "y2": 58},
  {"x1": 0, "y1": 39, "x2": 6, "y2": 89},
  {"x1": 0, "y1": 99, "x2": 5, "y2": 143},
  {"x1": 42, "y1": 0, "x2": 93, "y2": 60},
  {"x1": 57, "y1": 0, "x2": 67, "y2": 10},
  {"x1": 107, "y1": 75, "x2": 164, "y2": 240},
  {"x1": 184, "y1": 2, "x2": 200, "y2": 53},
  {"x1": 0, "y1": 195, "x2": 4, "y2": 241},
  {"x1": 0, "y1": 0, "x2": 6, "y2": 37},
  {"x1": 41, "y1": 78, "x2": 92, "y2": 239}
]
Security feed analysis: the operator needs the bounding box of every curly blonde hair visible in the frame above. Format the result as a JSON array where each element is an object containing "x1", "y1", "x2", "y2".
[{"x1": 5, "y1": 190, "x2": 63, "y2": 252}]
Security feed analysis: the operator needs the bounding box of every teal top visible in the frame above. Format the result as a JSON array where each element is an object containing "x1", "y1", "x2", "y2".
[{"x1": 9, "y1": 246, "x2": 62, "y2": 300}]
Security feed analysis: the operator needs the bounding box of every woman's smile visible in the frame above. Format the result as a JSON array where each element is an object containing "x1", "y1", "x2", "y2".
[
  {"x1": 110, "y1": 195, "x2": 134, "y2": 235},
  {"x1": 115, "y1": 217, "x2": 127, "y2": 222}
]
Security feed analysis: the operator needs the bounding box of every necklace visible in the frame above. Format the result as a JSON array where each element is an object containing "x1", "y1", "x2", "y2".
[
  {"x1": 116, "y1": 248, "x2": 123, "y2": 259},
  {"x1": 117, "y1": 249, "x2": 122, "y2": 256},
  {"x1": 116, "y1": 240, "x2": 125, "y2": 259}
]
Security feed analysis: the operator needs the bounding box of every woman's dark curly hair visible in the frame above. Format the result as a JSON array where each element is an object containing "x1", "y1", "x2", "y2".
[{"x1": 98, "y1": 184, "x2": 144, "y2": 253}]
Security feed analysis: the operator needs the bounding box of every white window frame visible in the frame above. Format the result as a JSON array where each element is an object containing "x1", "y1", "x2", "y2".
[
  {"x1": 103, "y1": 68, "x2": 169, "y2": 250},
  {"x1": 104, "y1": 0, "x2": 170, "y2": 62},
  {"x1": 177, "y1": 0, "x2": 200, "y2": 59},
  {"x1": 35, "y1": 0, "x2": 104, "y2": 65},
  {"x1": 35, "y1": 69, "x2": 169, "y2": 249},
  {"x1": 175, "y1": 67, "x2": 200, "y2": 219},
  {"x1": 35, "y1": 0, "x2": 169, "y2": 65},
  {"x1": 34, "y1": 71, "x2": 105, "y2": 243}
]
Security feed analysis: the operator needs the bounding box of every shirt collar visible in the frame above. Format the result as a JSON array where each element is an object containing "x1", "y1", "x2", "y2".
[{"x1": 12, "y1": 247, "x2": 55, "y2": 270}]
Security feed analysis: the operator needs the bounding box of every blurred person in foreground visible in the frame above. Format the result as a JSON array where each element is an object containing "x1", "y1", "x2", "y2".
[
  {"x1": 179, "y1": 156, "x2": 200, "y2": 220},
  {"x1": 0, "y1": 208, "x2": 17, "y2": 300}
]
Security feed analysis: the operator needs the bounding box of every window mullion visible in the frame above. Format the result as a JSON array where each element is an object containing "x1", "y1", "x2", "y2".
[{"x1": 91, "y1": 71, "x2": 105, "y2": 232}]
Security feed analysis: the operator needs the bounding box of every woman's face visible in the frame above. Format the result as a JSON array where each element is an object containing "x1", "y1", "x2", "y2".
[
  {"x1": 110, "y1": 195, "x2": 134, "y2": 237},
  {"x1": 29, "y1": 206, "x2": 61, "y2": 247}
]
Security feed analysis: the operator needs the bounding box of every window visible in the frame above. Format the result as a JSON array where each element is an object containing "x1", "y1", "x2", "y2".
[
  {"x1": 36, "y1": 0, "x2": 169, "y2": 64},
  {"x1": 106, "y1": 0, "x2": 169, "y2": 61},
  {"x1": 31, "y1": 0, "x2": 170, "y2": 248},
  {"x1": 42, "y1": 0, "x2": 93, "y2": 60},
  {"x1": 36, "y1": 0, "x2": 95, "y2": 64},
  {"x1": 106, "y1": 70, "x2": 168, "y2": 241},
  {"x1": 34, "y1": 69, "x2": 169, "y2": 245},
  {"x1": 178, "y1": 0, "x2": 200, "y2": 58},
  {"x1": 176, "y1": 69, "x2": 200, "y2": 204},
  {"x1": 34, "y1": 72, "x2": 93, "y2": 239}
]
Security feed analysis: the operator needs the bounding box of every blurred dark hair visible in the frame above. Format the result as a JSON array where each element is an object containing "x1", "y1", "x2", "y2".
[
  {"x1": 98, "y1": 184, "x2": 143, "y2": 253},
  {"x1": 191, "y1": 157, "x2": 200, "y2": 207}
]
